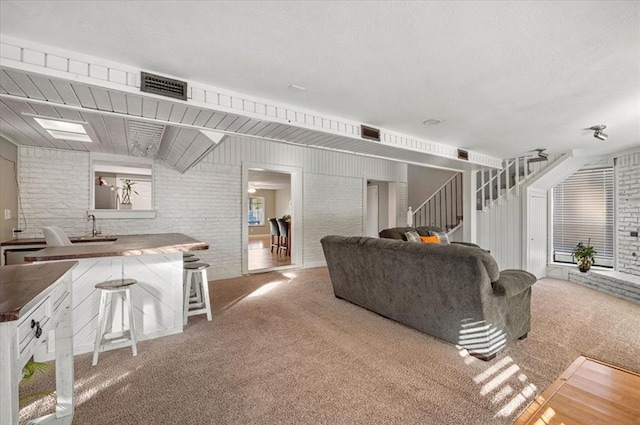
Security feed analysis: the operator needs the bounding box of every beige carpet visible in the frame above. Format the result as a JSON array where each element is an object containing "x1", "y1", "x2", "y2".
[{"x1": 20, "y1": 267, "x2": 640, "y2": 424}]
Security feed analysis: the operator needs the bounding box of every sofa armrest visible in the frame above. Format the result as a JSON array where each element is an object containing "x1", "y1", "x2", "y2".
[
  {"x1": 492, "y1": 269, "x2": 537, "y2": 297},
  {"x1": 451, "y1": 241, "x2": 481, "y2": 249}
]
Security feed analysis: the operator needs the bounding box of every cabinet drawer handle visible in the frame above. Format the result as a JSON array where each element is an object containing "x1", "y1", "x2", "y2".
[{"x1": 31, "y1": 319, "x2": 43, "y2": 338}]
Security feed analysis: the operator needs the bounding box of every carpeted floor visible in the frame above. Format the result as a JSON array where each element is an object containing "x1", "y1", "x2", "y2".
[{"x1": 20, "y1": 267, "x2": 640, "y2": 424}]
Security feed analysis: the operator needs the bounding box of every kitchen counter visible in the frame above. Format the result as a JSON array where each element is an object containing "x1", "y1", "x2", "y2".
[
  {"x1": 21, "y1": 233, "x2": 208, "y2": 262},
  {"x1": 1, "y1": 261, "x2": 77, "y2": 424},
  {"x1": 0, "y1": 261, "x2": 78, "y2": 322},
  {"x1": 1, "y1": 235, "x2": 117, "y2": 246}
]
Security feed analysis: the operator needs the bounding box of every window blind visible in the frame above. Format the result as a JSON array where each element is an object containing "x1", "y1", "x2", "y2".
[{"x1": 552, "y1": 168, "x2": 614, "y2": 266}]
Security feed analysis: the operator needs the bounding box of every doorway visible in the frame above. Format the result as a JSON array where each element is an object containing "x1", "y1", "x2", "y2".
[
  {"x1": 242, "y1": 163, "x2": 302, "y2": 274},
  {"x1": 366, "y1": 185, "x2": 379, "y2": 237}
]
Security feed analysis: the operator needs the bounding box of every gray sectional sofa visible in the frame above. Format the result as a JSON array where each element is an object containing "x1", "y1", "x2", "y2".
[{"x1": 320, "y1": 235, "x2": 537, "y2": 360}]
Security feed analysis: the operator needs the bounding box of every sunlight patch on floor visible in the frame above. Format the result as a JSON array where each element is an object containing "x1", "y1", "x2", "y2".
[
  {"x1": 458, "y1": 345, "x2": 539, "y2": 421},
  {"x1": 246, "y1": 280, "x2": 282, "y2": 298}
]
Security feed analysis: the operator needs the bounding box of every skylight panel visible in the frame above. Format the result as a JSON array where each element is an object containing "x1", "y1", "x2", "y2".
[{"x1": 33, "y1": 117, "x2": 93, "y2": 142}]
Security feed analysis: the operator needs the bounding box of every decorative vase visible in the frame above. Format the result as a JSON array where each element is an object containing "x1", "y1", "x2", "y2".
[
  {"x1": 120, "y1": 203, "x2": 132, "y2": 210},
  {"x1": 577, "y1": 259, "x2": 592, "y2": 273}
]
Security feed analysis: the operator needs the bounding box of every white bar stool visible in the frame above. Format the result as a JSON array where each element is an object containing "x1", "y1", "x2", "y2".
[
  {"x1": 183, "y1": 262, "x2": 212, "y2": 325},
  {"x1": 92, "y1": 278, "x2": 137, "y2": 366}
]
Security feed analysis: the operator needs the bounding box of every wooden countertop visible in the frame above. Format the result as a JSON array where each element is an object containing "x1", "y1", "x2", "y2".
[
  {"x1": 22, "y1": 233, "x2": 209, "y2": 262},
  {"x1": 0, "y1": 261, "x2": 78, "y2": 322},
  {"x1": 2, "y1": 235, "x2": 118, "y2": 246}
]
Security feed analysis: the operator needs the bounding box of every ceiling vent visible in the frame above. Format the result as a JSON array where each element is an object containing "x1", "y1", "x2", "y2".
[
  {"x1": 457, "y1": 149, "x2": 469, "y2": 160},
  {"x1": 141, "y1": 72, "x2": 188, "y2": 101},
  {"x1": 361, "y1": 125, "x2": 381, "y2": 142}
]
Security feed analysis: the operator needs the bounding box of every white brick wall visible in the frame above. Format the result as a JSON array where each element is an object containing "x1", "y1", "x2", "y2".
[
  {"x1": 569, "y1": 270, "x2": 640, "y2": 304},
  {"x1": 17, "y1": 138, "x2": 407, "y2": 278},
  {"x1": 616, "y1": 152, "x2": 640, "y2": 277},
  {"x1": 303, "y1": 174, "x2": 363, "y2": 266}
]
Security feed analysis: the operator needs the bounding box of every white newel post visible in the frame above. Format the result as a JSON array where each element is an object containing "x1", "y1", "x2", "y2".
[{"x1": 407, "y1": 207, "x2": 413, "y2": 227}]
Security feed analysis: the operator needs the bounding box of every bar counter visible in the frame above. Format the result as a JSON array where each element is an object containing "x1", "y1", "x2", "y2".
[
  {"x1": 21, "y1": 233, "x2": 208, "y2": 262},
  {"x1": 18, "y1": 233, "x2": 209, "y2": 361}
]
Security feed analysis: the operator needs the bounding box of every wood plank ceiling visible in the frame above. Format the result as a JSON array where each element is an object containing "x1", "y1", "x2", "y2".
[{"x1": 0, "y1": 66, "x2": 480, "y2": 172}]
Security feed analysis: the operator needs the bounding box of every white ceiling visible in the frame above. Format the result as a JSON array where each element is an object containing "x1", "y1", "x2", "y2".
[
  {"x1": 0, "y1": 1, "x2": 638, "y2": 159},
  {"x1": 248, "y1": 170, "x2": 290, "y2": 191}
]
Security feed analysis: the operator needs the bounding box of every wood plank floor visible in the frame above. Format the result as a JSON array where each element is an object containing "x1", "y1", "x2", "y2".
[
  {"x1": 248, "y1": 235, "x2": 291, "y2": 270},
  {"x1": 515, "y1": 356, "x2": 640, "y2": 425}
]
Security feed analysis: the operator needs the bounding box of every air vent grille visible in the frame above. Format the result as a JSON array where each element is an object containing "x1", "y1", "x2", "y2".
[
  {"x1": 361, "y1": 125, "x2": 381, "y2": 141},
  {"x1": 141, "y1": 72, "x2": 188, "y2": 101},
  {"x1": 457, "y1": 149, "x2": 469, "y2": 160}
]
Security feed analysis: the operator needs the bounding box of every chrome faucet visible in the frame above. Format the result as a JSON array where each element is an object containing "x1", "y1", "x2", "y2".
[{"x1": 87, "y1": 214, "x2": 100, "y2": 237}]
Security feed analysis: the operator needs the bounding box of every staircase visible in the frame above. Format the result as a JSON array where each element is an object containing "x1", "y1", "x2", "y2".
[
  {"x1": 408, "y1": 173, "x2": 463, "y2": 232},
  {"x1": 407, "y1": 153, "x2": 564, "y2": 233},
  {"x1": 476, "y1": 153, "x2": 563, "y2": 211}
]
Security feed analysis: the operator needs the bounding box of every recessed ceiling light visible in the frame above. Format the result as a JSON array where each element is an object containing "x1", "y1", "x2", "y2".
[
  {"x1": 288, "y1": 84, "x2": 306, "y2": 93},
  {"x1": 423, "y1": 119, "x2": 442, "y2": 126},
  {"x1": 248, "y1": 186, "x2": 257, "y2": 194},
  {"x1": 33, "y1": 117, "x2": 93, "y2": 142}
]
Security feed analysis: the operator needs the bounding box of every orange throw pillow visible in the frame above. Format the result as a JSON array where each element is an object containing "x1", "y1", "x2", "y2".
[{"x1": 420, "y1": 236, "x2": 440, "y2": 244}]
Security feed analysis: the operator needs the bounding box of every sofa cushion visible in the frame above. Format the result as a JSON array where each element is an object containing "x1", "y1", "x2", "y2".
[
  {"x1": 379, "y1": 227, "x2": 415, "y2": 240},
  {"x1": 429, "y1": 230, "x2": 450, "y2": 244},
  {"x1": 404, "y1": 230, "x2": 421, "y2": 242},
  {"x1": 492, "y1": 269, "x2": 537, "y2": 297},
  {"x1": 420, "y1": 235, "x2": 440, "y2": 243}
]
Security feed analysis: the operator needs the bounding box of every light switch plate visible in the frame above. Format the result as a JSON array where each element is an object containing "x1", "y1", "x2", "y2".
[{"x1": 4, "y1": 209, "x2": 11, "y2": 220}]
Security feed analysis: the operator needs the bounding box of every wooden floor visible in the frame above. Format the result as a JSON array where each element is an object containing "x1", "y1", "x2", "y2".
[
  {"x1": 248, "y1": 235, "x2": 291, "y2": 270},
  {"x1": 515, "y1": 356, "x2": 640, "y2": 425}
]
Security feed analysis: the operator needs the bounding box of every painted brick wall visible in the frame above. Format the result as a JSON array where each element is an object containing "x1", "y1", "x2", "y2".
[
  {"x1": 303, "y1": 174, "x2": 363, "y2": 266},
  {"x1": 17, "y1": 137, "x2": 406, "y2": 278},
  {"x1": 19, "y1": 147, "x2": 242, "y2": 278},
  {"x1": 617, "y1": 151, "x2": 640, "y2": 276}
]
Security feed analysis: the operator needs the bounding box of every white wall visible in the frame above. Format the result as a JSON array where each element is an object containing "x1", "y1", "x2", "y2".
[
  {"x1": 17, "y1": 135, "x2": 407, "y2": 278},
  {"x1": 275, "y1": 187, "x2": 291, "y2": 218},
  {"x1": 616, "y1": 151, "x2": 640, "y2": 276},
  {"x1": 477, "y1": 195, "x2": 523, "y2": 270},
  {"x1": 407, "y1": 164, "x2": 457, "y2": 210}
]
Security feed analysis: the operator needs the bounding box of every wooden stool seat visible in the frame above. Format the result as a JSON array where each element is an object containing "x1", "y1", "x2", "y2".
[
  {"x1": 184, "y1": 262, "x2": 209, "y2": 270},
  {"x1": 182, "y1": 252, "x2": 195, "y2": 258},
  {"x1": 95, "y1": 278, "x2": 137, "y2": 290},
  {"x1": 183, "y1": 257, "x2": 200, "y2": 263},
  {"x1": 93, "y1": 278, "x2": 138, "y2": 366}
]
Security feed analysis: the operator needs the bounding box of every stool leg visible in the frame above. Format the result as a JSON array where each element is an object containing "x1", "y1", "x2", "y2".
[
  {"x1": 194, "y1": 271, "x2": 203, "y2": 305},
  {"x1": 92, "y1": 290, "x2": 108, "y2": 366},
  {"x1": 125, "y1": 287, "x2": 137, "y2": 357},
  {"x1": 183, "y1": 270, "x2": 192, "y2": 326},
  {"x1": 200, "y1": 269, "x2": 212, "y2": 321}
]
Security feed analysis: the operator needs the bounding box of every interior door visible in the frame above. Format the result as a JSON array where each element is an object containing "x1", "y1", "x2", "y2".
[
  {"x1": 366, "y1": 185, "x2": 379, "y2": 237},
  {"x1": 528, "y1": 189, "x2": 548, "y2": 278}
]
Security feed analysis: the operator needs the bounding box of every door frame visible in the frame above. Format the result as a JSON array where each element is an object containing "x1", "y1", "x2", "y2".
[
  {"x1": 241, "y1": 162, "x2": 303, "y2": 274},
  {"x1": 366, "y1": 184, "x2": 379, "y2": 237}
]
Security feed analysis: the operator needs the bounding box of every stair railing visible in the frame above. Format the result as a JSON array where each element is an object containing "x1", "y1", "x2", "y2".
[
  {"x1": 409, "y1": 173, "x2": 463, "y2": 231},
  {"x1": 476, "y1": 153, "x2": 562, "y2": 211}
]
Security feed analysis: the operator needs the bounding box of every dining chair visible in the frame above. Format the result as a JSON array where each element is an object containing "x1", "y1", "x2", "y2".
[
  {"x1": 276, "y1": 218, "x2": 289, "y2": 256},
  {"x1": 269, "y1": 218, "x2": 280, "y2": 253}
]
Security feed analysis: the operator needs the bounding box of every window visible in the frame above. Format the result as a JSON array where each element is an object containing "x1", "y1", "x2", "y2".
[
  {"x1": 248, "y1": 197, "x2": 265, "y2": 226},
  {"x1": 90, "y1": 153, "x2": 156, "y2": 218},
  {"x1": 552, "y1": 168, "x2": 614, "y2": 267}
]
